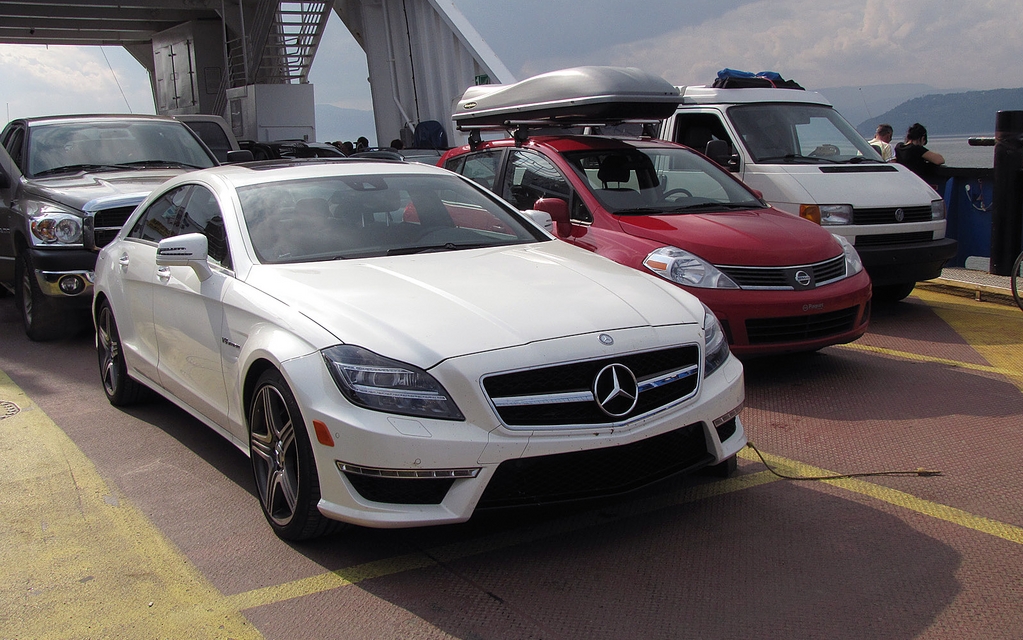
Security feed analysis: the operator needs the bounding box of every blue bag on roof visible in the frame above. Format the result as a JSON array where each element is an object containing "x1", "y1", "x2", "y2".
[{"x1": 713, "y1": 69, "x2": 803, "y2": 89}]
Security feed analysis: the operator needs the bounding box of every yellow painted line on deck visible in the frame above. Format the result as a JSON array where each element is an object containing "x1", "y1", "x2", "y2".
[
  {"x1": 837, "y1": 342, "x2": 1013, "y2": 376},
  {"x1": 225, "y1": 469, "x2": 781, "y2": 611},
  {"x1": 738, "y1": 447, "x2": 1023, "y2": 546},
  {"x1": 0, "y1": 370, "x2": 261, "y2": 639}
]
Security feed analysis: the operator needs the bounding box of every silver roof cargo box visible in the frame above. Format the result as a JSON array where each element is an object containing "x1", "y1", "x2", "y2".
[{"x1": 453, "y1": 66, "x2": 682, "y2": 128}]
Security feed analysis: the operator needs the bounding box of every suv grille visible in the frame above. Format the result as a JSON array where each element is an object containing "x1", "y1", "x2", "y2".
[
  {"x1": 853, "y1": 205, "x2": 932, "y2": 225},
  {"x1": 482, "y1": 345, "x2": 700, "y2": 428},
  {"x1": 746, "y1": 307, "x2": 859, "y2": 344},
  {"x1": 718, "y1": 255, "x2": 846, "y2": 290},
  {"x1": 476, "y1": 422, "x2": 711, "y2": 508},
  {"x1": 92, "y1": 206, "x2": 137, "y2": 247}
]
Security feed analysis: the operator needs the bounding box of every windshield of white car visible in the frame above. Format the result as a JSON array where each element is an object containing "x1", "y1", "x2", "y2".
[
  {"x1": 239, "y1": 173, "x2": 549, "y2": 263},
  {"x1": 726, "y1": 103, "x2": 883, "y2": 164},
  {"x1": 27, "y1": 120, "x2": 217, "y2": 177},
  {"x1": 562, "y1": 146, "x2": 765, "y2": 214}
]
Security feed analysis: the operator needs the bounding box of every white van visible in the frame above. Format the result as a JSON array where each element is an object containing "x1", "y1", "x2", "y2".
[{"x1": 659, "y1": 85, "x2": 958, "y2": 301}]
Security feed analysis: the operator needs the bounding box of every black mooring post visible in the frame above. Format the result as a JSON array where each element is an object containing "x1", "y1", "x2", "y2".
[{"x1": 990, "y1": 110, "x2": 1023, "y2": 275}]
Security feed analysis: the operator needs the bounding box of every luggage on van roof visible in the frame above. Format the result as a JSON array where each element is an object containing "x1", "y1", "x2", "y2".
[
  {"x1": 711, "y1": 69, "x2": 804, "y2": 90},
  {"x1": 452, "y1": 66, "x2": 682, "y2": 128}
]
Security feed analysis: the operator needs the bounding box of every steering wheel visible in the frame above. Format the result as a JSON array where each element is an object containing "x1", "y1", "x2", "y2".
[{"x1": 663, "y1": 188, "x2": 693, "y2": 200}]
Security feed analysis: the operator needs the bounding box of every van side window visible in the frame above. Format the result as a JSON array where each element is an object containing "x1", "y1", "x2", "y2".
[
  {"x1": 502, "y1": 150, "x2": 590, "y2": 223},
  {"x1": 673, "y1": 114, "x2": 733, "y2": 156}
]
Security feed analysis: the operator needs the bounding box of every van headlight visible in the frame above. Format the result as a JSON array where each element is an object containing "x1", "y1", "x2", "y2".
[
  {"x1": 643, "y1": 246, "x2": 739, "y2": 289},
  {"x1": 27, "y1": 202, "x2": 84, "y2": 245},
  {"x1": 703, "y1": 305, "x2": 730, "y2": 377},
  {"x1": 819, "y1": 204, "x2": 853, "y2": 226},
  {"x1": 931, "y1": 199, "x2": 945, "y2": 220},
  {"x1": 832, "y1": 233, "x2": 864, "y2": 276},
  {"x1": 323, "y1": 345, "x2": 465, "y2": 420}
]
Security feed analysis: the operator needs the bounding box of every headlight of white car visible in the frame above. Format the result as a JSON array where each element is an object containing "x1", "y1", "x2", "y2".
[
  {"x1": 322, "y1": 345, "x2": 464, "y2": 420},
  {"x1": 819, "y1": 204, "x2": 853, "y2": 226},
  {"x1": 931, "y1": 198, "x2": 945, "y2": 220},
  {"x1": 703, "y1": 305, "x2": 730, "y2": 377},
  {"x1": 832, "y1": 233, "x2": 864, "y2": 276},
  {"x1": 27, "y1": 201, "x2": 84, "y2": 245},
  {"x1": 643, "y1": 246, "x2": 739, "y2": 289}
]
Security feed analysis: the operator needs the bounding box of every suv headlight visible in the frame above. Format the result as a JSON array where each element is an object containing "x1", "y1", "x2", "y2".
[
  {"x1": 322, "y1": 345, "x2": 464, "y2": 420},
  {"x1": 832, "y1": 233, "x2": 864, "y2": 276},
  {"x1": 703, "y1": 304, "x2": 730, "y2": 377},
  {"x1": 643, "y1": 247, "x2": 739, "y2": 289},
  {"x1": 27, "y1": 202, "x2": 84, "y2": 245},
  {"x1": 819, "y1": 204, "x2": 853, "y2": 226},
  {"x1": 931, "y1": 198, "x2": 945, "y2": 220}
]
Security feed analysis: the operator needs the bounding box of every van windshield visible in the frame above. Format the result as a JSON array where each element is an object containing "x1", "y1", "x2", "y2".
[
  {"x1": 562, "y1": 146, "x2": 765, "y2": 215},
  {"x1": 727, "y1": 103, "x2": 882, "y2": 164}
]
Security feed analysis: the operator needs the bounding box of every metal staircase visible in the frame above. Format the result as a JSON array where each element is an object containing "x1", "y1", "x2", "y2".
[{"x1": 216, "y1": 1, "x2": 332, "y2": 115}]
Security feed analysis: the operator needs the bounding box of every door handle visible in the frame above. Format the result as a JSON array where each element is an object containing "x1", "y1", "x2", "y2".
[
  {"x1": 157, "y1": 266, "x2": 171, "y2": 280},
  {"x1": 118, "y1": 254, "x2": 129, "y2": 268}
]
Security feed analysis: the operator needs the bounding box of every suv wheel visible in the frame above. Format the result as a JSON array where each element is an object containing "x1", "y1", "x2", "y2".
[{"x1": 15, "y1": 252, "x2": 65, "y2": 341}]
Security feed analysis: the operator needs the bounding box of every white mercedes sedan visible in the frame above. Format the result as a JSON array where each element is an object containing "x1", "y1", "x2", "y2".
[{"x1": 93, "y1": 159, "x2": 746, "y2": 540}]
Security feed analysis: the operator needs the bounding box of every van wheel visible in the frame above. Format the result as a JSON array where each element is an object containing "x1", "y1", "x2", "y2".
[
  {"x1": 873, "y1": 283, "x2": 915, "y2": 303},
  {"x1": 15, "y1": 252, "x2": 65, "y2": 341}
]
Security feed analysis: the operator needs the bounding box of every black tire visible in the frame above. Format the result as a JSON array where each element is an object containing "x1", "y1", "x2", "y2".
[
  {"x1": 96, "y1": 301, "x2": 148, "y2": 406},
  {"x1": 249, "y1": 369, "x2": 346, "y2": 541},
  {"x1": 1012, "y1": 252, "x2": 1023, "y2": 312},
  {"x1": 15, "y1": 251, "x2": 67, "y2": 341},
  {"x1": 702, "y1": 454, "x2": 738, "y2": 478},
  {"x1": 872, "y1": 282, "x2": 916, "y2": 303}
]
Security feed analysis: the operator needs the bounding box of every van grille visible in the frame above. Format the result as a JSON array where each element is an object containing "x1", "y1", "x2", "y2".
[{"x1": 853, "y1": 206, "x2": 932, "y2": 225}]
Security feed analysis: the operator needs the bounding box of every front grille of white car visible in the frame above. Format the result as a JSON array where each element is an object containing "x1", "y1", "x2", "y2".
[{"x1": 482, "y1": 345, "x2": 700, "y2": 428}]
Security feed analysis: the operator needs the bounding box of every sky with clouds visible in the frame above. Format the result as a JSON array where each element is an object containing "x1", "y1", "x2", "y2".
[{"x1": 1, "y1": 0, "x2": 1021, "y2": 122}]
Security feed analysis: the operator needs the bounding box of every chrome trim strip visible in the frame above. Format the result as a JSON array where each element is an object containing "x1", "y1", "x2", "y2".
[{"x1": 336, "y1": 461, "x2": 480, "y2": 479}]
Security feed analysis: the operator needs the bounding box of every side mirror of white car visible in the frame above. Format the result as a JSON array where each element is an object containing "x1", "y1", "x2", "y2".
[
  {"x1": 156, "y1": 233, "x2": 213, "y2": 281},
  {"x1": 523, "y1": 209, "x2": 554, "y2": 233}
]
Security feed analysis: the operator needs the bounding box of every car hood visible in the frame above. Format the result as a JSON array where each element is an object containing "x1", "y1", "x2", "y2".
[
  {"x1": 245, "y1": 241, "x2": 703, "y2": 367},
  {"x1": 618, "y1": 207, "x2": 841, "y2": 266},
  {"x1": 24, "y1": 168, "x2": 192, "y2": 212},
  {"x1": 747, "y1": 163, "x2": 941, "y2": 206}
]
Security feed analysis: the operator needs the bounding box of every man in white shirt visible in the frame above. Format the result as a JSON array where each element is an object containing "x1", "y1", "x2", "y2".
[{"x1": 868, "y1": 123, "x2": 895, "y2": 161}]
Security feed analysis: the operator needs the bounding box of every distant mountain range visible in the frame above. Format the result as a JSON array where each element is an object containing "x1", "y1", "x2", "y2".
[
  {"x1": 314, "y1": 85, "x2": 1022, "y2": 145},
  {"x1": 854, "y1": 88, "x2": 1023, "y2": 138}
]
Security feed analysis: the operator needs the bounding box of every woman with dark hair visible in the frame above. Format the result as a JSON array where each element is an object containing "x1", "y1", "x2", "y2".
[{"x1": 894, "y1": 123, "x2": 946, "y2": 190}]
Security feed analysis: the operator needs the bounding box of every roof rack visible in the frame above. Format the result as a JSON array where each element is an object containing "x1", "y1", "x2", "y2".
[{"x1": 459, "y1": 119, "x2": 663, "y2": 149}]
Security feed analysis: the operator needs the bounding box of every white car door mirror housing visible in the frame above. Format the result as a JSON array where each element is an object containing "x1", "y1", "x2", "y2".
[
  {"x1": 523, "y1": 209, "x2": 554, "y2": 233},
  {"x1": 156, "y1": 233, "x2": 213, "y2": 281}
]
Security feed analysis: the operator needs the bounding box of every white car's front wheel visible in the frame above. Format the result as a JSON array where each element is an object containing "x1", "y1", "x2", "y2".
[
  {"x1": 96, "y1": 301, "x2": 148, "y2": 406},
  {"x1": 248, "y1": 369, "x2": 346, "y2": 541}
]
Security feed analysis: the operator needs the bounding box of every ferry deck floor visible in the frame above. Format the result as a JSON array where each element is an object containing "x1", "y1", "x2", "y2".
[{"x1": 1, "y1": 273, "x2": 1021, "y2": 639}]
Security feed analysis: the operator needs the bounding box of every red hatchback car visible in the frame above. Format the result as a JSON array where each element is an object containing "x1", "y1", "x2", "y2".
[{"x1": 440, "y1": 135, "x2": 872, "y2": 357}]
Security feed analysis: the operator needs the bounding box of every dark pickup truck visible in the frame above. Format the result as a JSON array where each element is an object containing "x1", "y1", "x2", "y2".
[{"x1": 0, "y1": 114, "x2": 219, "y2": 340}]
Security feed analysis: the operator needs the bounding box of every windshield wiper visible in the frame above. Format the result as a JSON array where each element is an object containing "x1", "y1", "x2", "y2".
[
  {"x1": 756, "y1": 154, "x2": 841, "y2": 164},
  {"x1": 32, "y1": 163, "x2": 124, "y2": 177},
  {"x1": 114, "y1": 160, "x2": 207, "y2": 169},
  {"x1": 386, "y1": 242, "x2": 489, "y2": 256},
  {"x1": 669, "y1": 202, "x2": 761, "y2": 212},
  {"x1": 615, "y1": 208, "x2": 665, "y2": 215}
]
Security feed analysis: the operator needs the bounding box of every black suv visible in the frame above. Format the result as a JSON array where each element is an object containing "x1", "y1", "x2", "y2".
[{"x1": 0, "y1": 114, "x2": 218, "y2": 340}]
